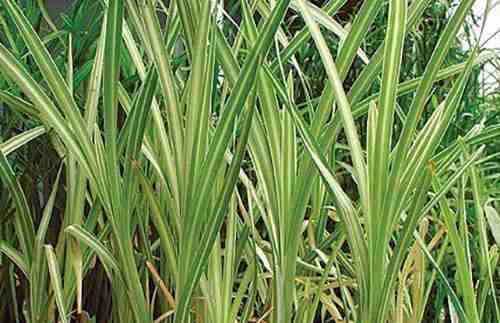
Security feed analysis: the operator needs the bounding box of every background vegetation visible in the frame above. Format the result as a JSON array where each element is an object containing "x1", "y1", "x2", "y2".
[{"x1": 0, "y1": 0, "x2": 499, "y2": 322}]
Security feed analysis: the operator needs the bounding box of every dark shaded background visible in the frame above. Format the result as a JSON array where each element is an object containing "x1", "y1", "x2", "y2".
[{"x1": 46, "y1": 0, "x2": 72, "y2": 11}]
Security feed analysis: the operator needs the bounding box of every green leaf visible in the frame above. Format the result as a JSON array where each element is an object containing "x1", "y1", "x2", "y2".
[
  {"x1": 0, "y1": 241, "x2": 28, "y2": 276},
  {"x1": 485, "y1": 205, "x2": 500, "y2": 247},
  {"x1": 0, "y1": 149, "x2": 35, "y2": 262},
  {"x1": 45, "y1": 245, "x2": 69, "y2": 323},
  {"x1": 65, "y1": 225, "x2": 119, "y2": 281},
  {"x1": 1, "y1": 127, "x2": 46, "y2": 156}
]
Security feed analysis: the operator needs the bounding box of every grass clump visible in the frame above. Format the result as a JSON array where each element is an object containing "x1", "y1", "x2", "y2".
[{"x1": 0, "y1": 0, "x2": 499, "y2": 322}]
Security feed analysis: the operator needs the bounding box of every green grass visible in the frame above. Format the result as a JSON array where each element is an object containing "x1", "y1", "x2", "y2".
[{"x1": 0, "y1": 0, "x2": 499, "y2": 322}]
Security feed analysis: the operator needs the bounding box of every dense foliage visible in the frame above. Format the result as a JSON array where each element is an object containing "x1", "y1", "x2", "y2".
[{"x1": 0, "y1": 0, "x2": 499, "y2": 322}]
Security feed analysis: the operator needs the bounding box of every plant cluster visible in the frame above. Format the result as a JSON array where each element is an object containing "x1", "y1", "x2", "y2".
[{"x1": 0, "y1": 0, "x2": 499, "y2": 322}]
